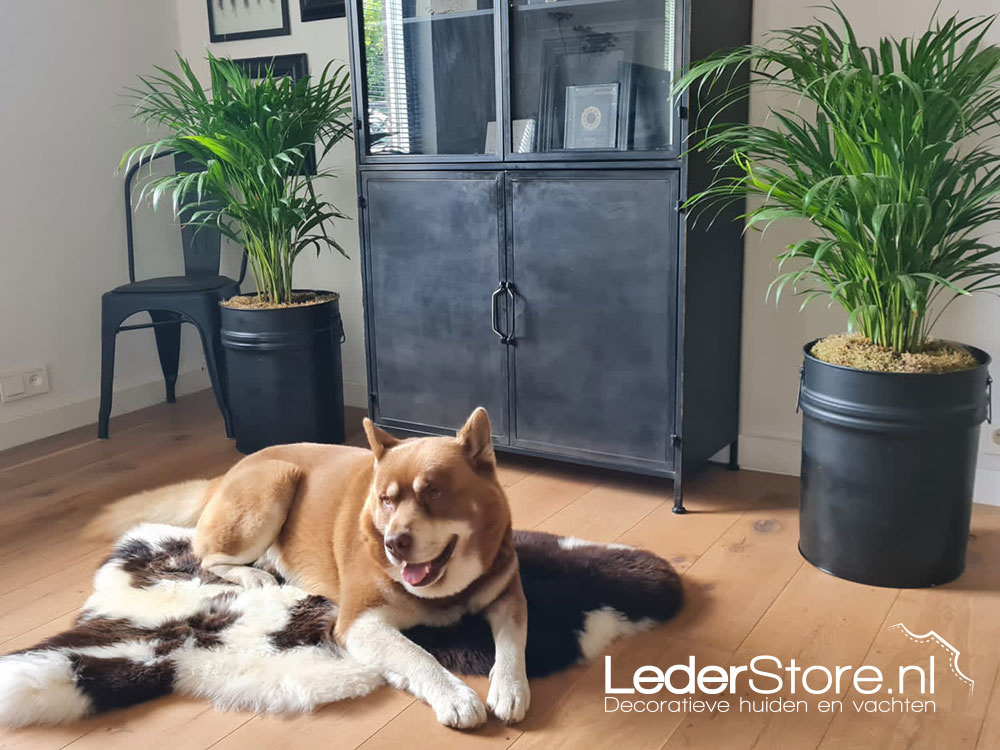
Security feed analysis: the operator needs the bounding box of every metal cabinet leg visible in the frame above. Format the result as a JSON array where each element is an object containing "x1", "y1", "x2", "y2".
[
  {"x1": 672, "y1": 467, "x2": 686, "y2": 514},
  {"x1": 728, "y1": 439, "x2": 740, "y2": 471}
]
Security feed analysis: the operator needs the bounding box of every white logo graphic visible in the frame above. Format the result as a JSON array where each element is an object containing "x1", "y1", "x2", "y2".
[{"x1": 889, "y1": 623, "x2": 974, "y2": 694}]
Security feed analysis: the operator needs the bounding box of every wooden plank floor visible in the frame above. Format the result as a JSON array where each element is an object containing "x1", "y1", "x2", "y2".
[{"x1": 1, "y1": 389, "x2": 998, "y2": 750}]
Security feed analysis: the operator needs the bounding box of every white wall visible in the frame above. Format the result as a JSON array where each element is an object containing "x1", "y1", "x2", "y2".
[
  {"x1": 738, "y1": 0, "x2": 1000, "y2": 506},
  {"x1": 0, "y1": 1, "x2": 212, "y2": 451},
  {"x1": 172, "y1": 1, "x2": 368, "y2": 410}
]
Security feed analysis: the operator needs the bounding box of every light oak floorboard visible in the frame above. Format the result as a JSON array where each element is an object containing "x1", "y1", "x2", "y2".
[{"x1": 1, "y1": 391, "x2": 998, "y2": 750}]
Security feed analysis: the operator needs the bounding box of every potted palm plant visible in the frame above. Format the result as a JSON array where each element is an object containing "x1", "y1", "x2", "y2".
[
  {"x1": 122, "y1": 54, "x2": 353, "y2": 453},
  {"x1": 677, "y1": 7, "x2": 1000, "y2": 587}
]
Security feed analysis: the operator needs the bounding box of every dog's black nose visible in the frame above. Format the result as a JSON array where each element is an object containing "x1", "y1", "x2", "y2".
[{"x1": 385, "y1": 532, "x2": 412, "y2": 557}]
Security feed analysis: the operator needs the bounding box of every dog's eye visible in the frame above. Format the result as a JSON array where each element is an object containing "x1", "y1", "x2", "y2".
[
  {"x1": 426, "y1": 487, "x2": 441, "y2": 501},
  {"x1": 379, "y1": 494, "x2": 392, "y2": 508}
]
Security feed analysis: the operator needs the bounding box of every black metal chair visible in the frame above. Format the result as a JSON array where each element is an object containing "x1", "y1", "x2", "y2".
[{"x1": 98, "y1": 151, "x2": 247, "y2": 439}]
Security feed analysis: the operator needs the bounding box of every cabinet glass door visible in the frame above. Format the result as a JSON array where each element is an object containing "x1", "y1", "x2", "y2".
[
  {"x1": 360, "y1": 0, "x2": 498, "y2": 157},
  {"x1": 508, "y1": 0, "x2": 678, "y2": 156}
]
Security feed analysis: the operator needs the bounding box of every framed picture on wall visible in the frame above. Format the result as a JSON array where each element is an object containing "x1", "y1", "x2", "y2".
[
  {"x1": 233, "y1": 54, "x2": 317, "y2": 174},
  {"x1": 234, "y1": 52, "x2": 309, "y2": 80},
  {"x1": 300, "y1": 0, "x2": 346, "y2": 22},
  {"x1": 207, "y1": 0, "x2": 291, "y2": 43}
]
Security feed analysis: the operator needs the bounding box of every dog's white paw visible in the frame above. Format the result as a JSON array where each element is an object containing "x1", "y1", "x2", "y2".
[
  {"x1": 429, "y1": 680, "x2": 487, "y2": 729},
  {"x1": 487, "y1": 672, "x2": 530, "y2": 724},
  {"x1": 241, "y1": 567, "x2": 280, "y2": 588},
  {"x1": 223, "y1": 566, "x2": 278, "y2": 588}
]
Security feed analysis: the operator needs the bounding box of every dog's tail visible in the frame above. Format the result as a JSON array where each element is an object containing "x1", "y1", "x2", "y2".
[{"x1": 83, "y1": 478, "x2": 214, "y2": 541}]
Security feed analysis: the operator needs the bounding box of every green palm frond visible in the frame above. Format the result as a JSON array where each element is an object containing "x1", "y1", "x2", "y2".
[
  {"x1": 675, "y1": 5, "x2": 1000, "y2": 353},
  {"x1": 121, "y1": 52, "x2": 353, "y2": 305}
]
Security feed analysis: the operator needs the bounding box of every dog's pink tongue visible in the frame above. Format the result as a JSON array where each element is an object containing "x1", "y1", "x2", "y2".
[{"x1": 402, "y1": 562, "x2": 431, "y2": 585}]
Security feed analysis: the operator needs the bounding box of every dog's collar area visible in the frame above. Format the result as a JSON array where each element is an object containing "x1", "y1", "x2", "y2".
[{"x1": 399, "y1": 535, "x2": 458, "y2": 587}]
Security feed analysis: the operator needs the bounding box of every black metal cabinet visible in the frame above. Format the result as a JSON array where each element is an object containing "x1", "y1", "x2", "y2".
[{"x1": 347, "y1": 0, "x2": 752, "y2": 509}]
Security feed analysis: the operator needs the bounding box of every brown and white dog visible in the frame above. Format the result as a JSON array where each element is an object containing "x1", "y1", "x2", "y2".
[{"x1": 85, "y1": 408, "x2": 529, "y2": 728}]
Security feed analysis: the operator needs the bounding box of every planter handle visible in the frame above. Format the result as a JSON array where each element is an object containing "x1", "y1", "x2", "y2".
[
  {"x1": 332, "y1": 307, "x2": 346, "y2": 344},
  {"x1": 988, "y1": 374, "x2": 993, "y2": 424},
  {"x1": 796, "y1": 365, "x2": 804, "y2": 413}
]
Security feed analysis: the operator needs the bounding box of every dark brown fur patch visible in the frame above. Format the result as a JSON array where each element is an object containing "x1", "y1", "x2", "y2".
[
  {"x1": 15, "y1": 617, "x2": 150, "y2": 654},
  {"x1": 269, "y1": 596, "x2": 337, "y2": 649},
  {"x1": 113, "y1": 536, "x2": 228, "y2": 588},
  {"x1": 149, "y1": 602, "x2": 242, "y2": 655},
  {"x1": 68, "y1": 654, "x2": 174, "y2": 713}
]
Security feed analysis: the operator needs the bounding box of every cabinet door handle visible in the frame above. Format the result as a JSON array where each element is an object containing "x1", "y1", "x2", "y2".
[
  {"x1": 504, "y1": 282, "x2": 517, "y2": 345},
  {"x1": 491, "y1": 281, "x2": 508, "y2": 343}
]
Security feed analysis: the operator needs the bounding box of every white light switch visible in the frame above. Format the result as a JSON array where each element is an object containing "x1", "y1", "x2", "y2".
[{"x1": 0, "y1": 374, "x2": 25, "y2": 400}]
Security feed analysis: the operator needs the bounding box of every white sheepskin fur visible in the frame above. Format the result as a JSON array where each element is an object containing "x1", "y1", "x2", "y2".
[
  {"x1": 0, "y1": 524, "x2": 382, "y2": 725},
  {"x1": 577, "y1": 607, "x2": 656, "y2": 661},
  {"x1": 0, "y1": 651, "x2": 92, "y2": 728},
  {"x1": 0, "y1": 523, "x2": 673, "y2": 727}
]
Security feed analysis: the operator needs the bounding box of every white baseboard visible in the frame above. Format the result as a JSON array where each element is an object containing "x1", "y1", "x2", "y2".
[
  {"x1": 737, "y1": 432, "x2": 1000, "y2": 507},
  {"x1": 0, "y1": 371, "x2": 370, "y2": 453},
  {"x1": 738, "y1": 433, "x2": 802, "y2": 477},
  {"x1": 0, "y1": 368, "x2": 211, "y2": 452}
]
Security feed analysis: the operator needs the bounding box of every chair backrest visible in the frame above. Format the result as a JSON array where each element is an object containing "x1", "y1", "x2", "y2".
[
  {"x1": 173, "y1": 152, "x2": 222, "y2": 277},
  {"x1": 124, "y1": 151, "x2": 247, "y2": 284}
]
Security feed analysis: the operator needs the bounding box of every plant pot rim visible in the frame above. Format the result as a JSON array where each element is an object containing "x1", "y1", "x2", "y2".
[
  {"x1": 802, "y1": 338, "x2": 990, "y2": 377},
  {"x1": 220, "y1": 289, "x2": 340, "y2": 312}
]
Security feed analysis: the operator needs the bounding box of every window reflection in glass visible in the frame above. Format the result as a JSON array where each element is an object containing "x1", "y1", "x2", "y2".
[{"x1": 362, "y1": 0, "x2": 497, "y2": 156}]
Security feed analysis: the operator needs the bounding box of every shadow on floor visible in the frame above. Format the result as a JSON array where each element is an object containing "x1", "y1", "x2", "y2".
[{"x1": 941, "y1": 527, "x2": 1000, "y2": 592}]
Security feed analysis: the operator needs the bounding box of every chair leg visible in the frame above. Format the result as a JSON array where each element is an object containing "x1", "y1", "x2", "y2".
[
  {"x1": 98, "y1": 316, "x2": 118, "y2": 439},
  {"x1": 150, "y1": 311, "x2": 182, "y2": 403},
  {"x1": 194, "y1": 323, "x2": 234, "y2": 439}
]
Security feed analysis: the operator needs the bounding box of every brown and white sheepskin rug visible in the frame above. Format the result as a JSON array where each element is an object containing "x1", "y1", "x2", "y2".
[{"x1": 0, "y1": 524, "x2": 681, "y2": 727}]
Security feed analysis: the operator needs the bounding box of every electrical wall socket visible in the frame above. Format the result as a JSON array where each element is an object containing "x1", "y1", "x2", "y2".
[
  {"x1": 982, "y1": 426, "x2": 1000, "y2": 456},
  {"x1": 0, "y1": 366, "x2": 50, "y2": 403}
]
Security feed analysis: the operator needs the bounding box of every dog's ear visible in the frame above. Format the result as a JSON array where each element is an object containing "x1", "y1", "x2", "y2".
[
  {"x1": 457, "y1": 407, "x2": 495, "y2": 471},
  {"x1": 364, "y1": 418, "x2": 400, "y2": 461}
]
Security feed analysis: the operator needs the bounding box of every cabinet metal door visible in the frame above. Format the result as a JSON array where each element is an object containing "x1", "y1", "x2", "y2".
[
  {"x1": 508, "y1": 171, "x2": 678, "y2": 468},
  {"x1": 363, "y1": 172, "x2": 509, "y2": 439}
]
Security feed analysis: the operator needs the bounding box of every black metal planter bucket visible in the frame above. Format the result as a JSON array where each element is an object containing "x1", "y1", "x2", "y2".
[
  {"x1": 220, "y1": 291, "x2": 346, "y2": 454},
  {"x1": 798, "y1": 340, "x2": 991, "y2": 588}
]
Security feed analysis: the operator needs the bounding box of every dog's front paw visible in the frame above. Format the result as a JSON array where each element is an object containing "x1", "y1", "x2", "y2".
[
  {"x1": 234, "y1": 567, "x2": 279, "y2": 588},
  {"x1": 487, "y1": 672, "x2": 530, "y2": 724},
  {"x1": 429, "y1": 680, "x2": 487, "y2": 729}
]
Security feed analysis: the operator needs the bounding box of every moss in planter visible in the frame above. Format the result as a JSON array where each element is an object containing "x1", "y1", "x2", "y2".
[
  {"x1": 221, "y1": 292, "x2": 338, "y2": 310},
  {"x1": 810, "y1": 333, "x2": 977, "y2": 374}
]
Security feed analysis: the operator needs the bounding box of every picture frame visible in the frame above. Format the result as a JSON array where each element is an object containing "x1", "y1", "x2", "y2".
[
  {"x1": 563, "y1": 83, "x2": 620, "y2": 150},
  {"x1": 233, "y1": 54, "x2": 317, "y2": 174},
  {"x1": 537, "y1": 32, "x2": 636, "y2": 152},
  {"x1": 207, "y1": 0, "x2": 291, "y2": 43},
  {"x1": 300, "y1": 0, "x2": 346, "y2": 22},
  {"x1": 233, "y1": 52, "x2": 309, "y2": 80}
]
